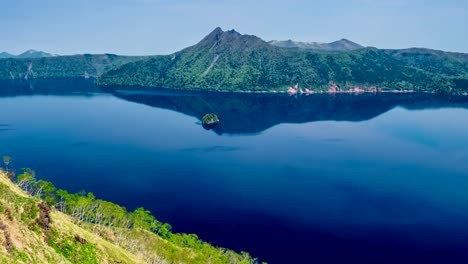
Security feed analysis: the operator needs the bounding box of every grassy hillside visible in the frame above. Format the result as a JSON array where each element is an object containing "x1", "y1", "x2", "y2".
[
  {"x1": 0, "y1": 169, "x2": 143, "y2": 263},
  {"x1": 97, "y1": 28, "x2": 468, "y2": 94},
  {"x1": 0, "y1": 168, "x2": 257, "y2": 264}
]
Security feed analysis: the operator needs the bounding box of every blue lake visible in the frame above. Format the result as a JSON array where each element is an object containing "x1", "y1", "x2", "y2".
[{"x1": 1, "y1": 79, "x2": 468, "y2": 263}]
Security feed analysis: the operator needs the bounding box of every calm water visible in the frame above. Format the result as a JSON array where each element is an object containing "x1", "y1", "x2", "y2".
[{"x1": 1, "y1": 79, "x2": 468, "y2": 263}]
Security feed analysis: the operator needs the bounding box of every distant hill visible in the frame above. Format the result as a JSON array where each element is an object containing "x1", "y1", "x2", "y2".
[
  {"x1": 268, "y1": 39, "x2": 364, "y2": 51},
  {"x1": 16, "y1": 49, "x2": 55, "y2": 58},
  {"x1": 0, "y1": 54, "x2": 149, "y2": 80},
  {"x1": 0, "y1": 52, "x2": 15, "y2": 59},
  {"x1": 385, "y1": 48, "x2": 468, "y2": 63},
  {"x1": 0, "y1": 50, "x2": 55, "y2": 59},
  {"x1": 384, "y1": 48, "x2": 468, "y2": 75},
  {"x1": 98, "y1": 27, "x2": 468, "y2": 94}
]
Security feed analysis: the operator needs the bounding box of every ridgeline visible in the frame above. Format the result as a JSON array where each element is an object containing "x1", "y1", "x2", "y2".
[
  {"x1": 96, "y1": 28, "x2": 468, "y2": 94},
  {"x1": 1, "y1": 28, "x2": 467, "y2": 94}
]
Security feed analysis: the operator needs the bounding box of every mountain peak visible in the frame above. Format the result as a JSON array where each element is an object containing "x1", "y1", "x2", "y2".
[
  {"x1": 195, "y1": 27, "x2": 269, "y2": 52},
  {"x1": 17, "y1": 50, "x2": 54, "y2": 58},
  {"x1": 203, "y1": 27, "x2": 242, "y2": 40},
  {"x1": 226, "y1": 29, "x2": 240, "y2": 34},
  {"x1": 209, "y1": 27, "x2": 224, "y2": 36},
  {"x1": 328, "y1": 39, "x2": 363, "y2": 51}
]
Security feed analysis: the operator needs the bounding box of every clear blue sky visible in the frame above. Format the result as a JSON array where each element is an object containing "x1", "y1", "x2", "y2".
[{"x1": 1, "y1": 0, "x2": 467, "y2": 55}]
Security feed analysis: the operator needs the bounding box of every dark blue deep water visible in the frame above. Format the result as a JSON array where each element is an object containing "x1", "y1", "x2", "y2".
[{"x1": 1, "y1": 79, "x2": 468, "y2": 263}]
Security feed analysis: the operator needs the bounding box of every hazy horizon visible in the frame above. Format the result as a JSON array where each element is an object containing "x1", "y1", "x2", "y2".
[{"x1": 1, "y1": 0, "x2": 467, "y2": 55}]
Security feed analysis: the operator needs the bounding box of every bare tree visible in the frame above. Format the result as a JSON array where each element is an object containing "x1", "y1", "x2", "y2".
[{"x1": 2, "y1": 156, "x2": 11, "y2": 172}]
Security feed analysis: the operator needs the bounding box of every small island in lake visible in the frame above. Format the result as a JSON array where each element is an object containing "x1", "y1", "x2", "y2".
[{"x1": 202, "y1": 113, "x2": 220, "y2": 129}]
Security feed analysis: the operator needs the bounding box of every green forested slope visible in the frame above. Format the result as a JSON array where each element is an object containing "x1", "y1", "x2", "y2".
[
  {"x1": 0, "y1": 54, "x2": 148, "y2": 80},
  {"x1": 97, "y1": 28, "x2": 468, "y2": 94},
  {"x1": 1, "y1": 28, "x2": 467, "y2": 94}
]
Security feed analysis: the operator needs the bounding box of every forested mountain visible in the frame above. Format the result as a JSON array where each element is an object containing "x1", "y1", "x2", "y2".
[
  {"x1": 98, "y1": 28, "x2": 468, "y2": 94},
  {"x1": 384, "y1": 48, "x2": 468, "y2": 77},
  {"x1": 0, "y1": 54, "x2": 148, "y2": 80},
  {"x1": 1, "y1": 28, "x2": 467, "y2": 94}
]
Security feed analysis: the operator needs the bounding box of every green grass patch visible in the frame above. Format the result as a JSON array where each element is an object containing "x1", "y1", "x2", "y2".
[{"x1": 48, "y1": 231, "x2": 98, "y2": 264}]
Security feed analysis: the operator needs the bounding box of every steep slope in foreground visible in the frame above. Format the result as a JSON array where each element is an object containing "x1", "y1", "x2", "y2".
[
  {"x1": 0, "y1": 170, "x2": 256, "y2": 264},
  {"x1": 98, "y1": 28, "x2": 468, "y2": 94},
  {"x1": 0, "y1": 170, "x2": 142, "y2": 263}
]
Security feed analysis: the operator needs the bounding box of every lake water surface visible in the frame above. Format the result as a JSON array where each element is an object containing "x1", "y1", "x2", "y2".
[{"x1": 1, "y1": 79, "x2": 468, "y2": 263}]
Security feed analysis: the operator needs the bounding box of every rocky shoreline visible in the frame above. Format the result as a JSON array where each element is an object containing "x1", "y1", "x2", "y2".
[{"x1": 287, "y1": 83, "x2": 418, "y2": 96}]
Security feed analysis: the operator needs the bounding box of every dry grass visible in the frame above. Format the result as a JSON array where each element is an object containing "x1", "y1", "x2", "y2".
[
  {"x1": 52, "y1": 211, "x2": 145, "y2": 264},
  {"x1": 0, "y1": 169, "x2": 29, "y2": 198},
  {"x1": 0, "y1": 171, "x2": 145, "y2": 264}
]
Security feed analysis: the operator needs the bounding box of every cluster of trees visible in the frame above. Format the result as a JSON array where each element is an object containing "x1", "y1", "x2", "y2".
[{"x1": 10, "y1": 167, "x2": 173, "y2": 237}]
